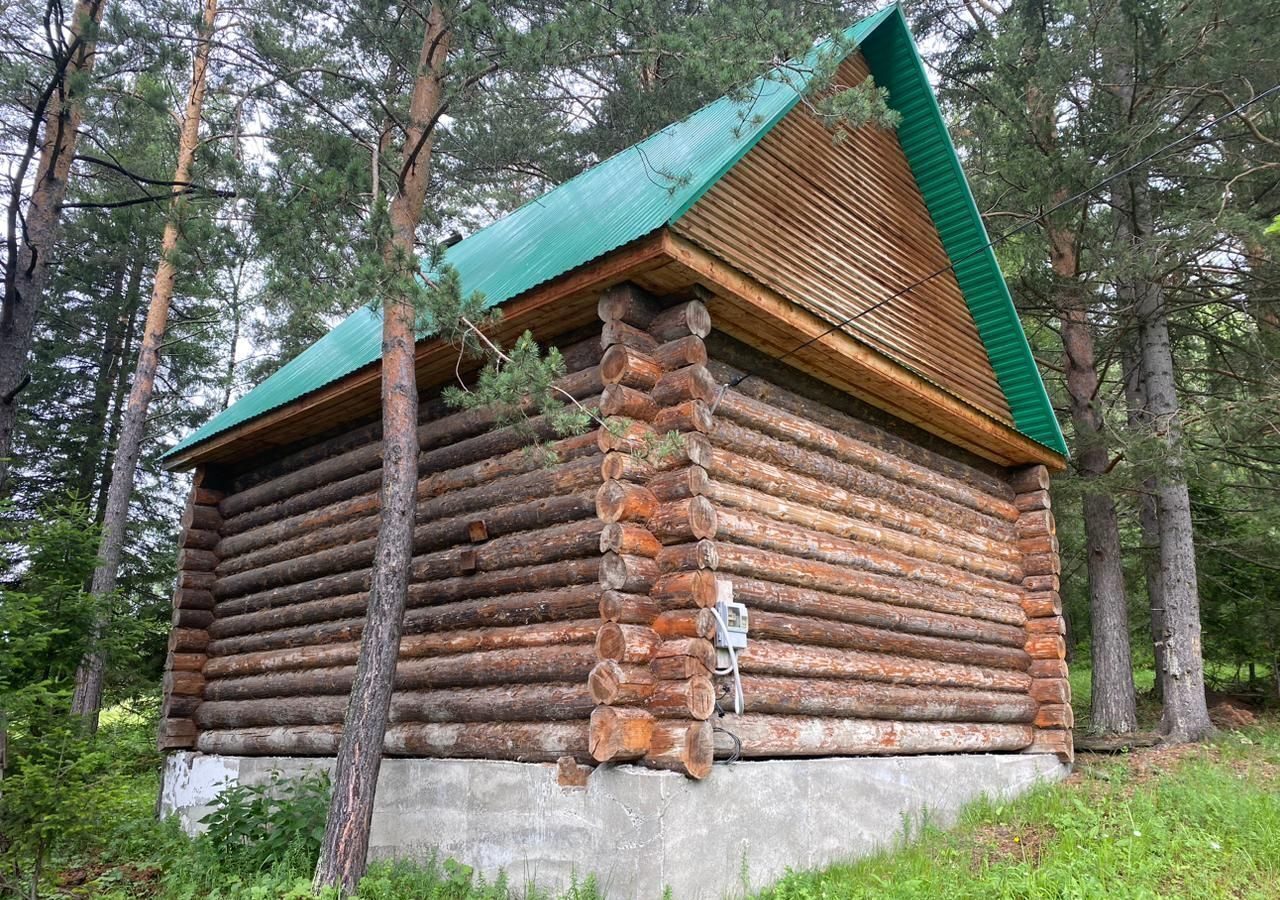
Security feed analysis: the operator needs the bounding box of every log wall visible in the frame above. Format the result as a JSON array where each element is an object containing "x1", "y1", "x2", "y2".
[
  {"x1": 160, "y1": 287, "x2": 1068, "y2": 772},
  {"x1": 164, "y1": 322, "x2": 615, "y2": 762}
]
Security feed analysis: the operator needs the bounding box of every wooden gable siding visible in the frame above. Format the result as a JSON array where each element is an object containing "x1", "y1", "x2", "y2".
[{"x1": 673, "y1": 53, "x2": 1012, "y2": 424}]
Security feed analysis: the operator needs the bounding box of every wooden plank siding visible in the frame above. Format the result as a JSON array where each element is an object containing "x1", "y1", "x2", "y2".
[{"x1": 672, "y1": 52, "x2": 1013, "y2": 426}]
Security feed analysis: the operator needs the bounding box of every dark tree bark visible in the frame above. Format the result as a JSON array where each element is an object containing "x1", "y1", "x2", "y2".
[
  {"x1": 71, "y1": 0, "x2": 219, "y2": 729},
  {"x1": 1052, "y1": 221, "x2": 1138, "y2": 734},
  {"x1": 0, "y1": 0, "x2": 108, "y2": 493},
  {"x1": 312, "y1": 5, "x2": 448, "y2": 893}
]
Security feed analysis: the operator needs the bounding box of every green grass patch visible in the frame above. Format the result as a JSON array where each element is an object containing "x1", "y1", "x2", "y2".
[{"x1": 757, "y1": 721, "x2": 1280, "y2": 900}]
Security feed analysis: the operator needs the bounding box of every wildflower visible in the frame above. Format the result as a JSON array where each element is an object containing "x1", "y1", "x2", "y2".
[{"x1": 1133, "y1": 830, "x2": 1142, "y2": 837}]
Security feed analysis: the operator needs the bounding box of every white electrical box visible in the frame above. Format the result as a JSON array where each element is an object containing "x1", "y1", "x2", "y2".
[{"x1": 714, "y1": 599, "x2": 748, "y2": 649}]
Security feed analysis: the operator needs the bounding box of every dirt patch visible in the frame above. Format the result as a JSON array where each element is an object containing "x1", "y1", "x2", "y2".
[
  {"x1": 968, "y1": 823, "x2": 1057, "y2": 872},
  {"x1": 55, "y1": 862, "x2": 162, "y2": 896},
  {"x1": 1208, "y1": 696, "x2": 1258, "y2": 730}
]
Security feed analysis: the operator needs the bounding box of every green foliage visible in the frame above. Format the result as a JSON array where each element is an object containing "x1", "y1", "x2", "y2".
[
  {"x1": 200, "y1": 771, "x2": 332, "y2": 877},
  {"x1": 759, "y1": 721, "x2": 1280, "y2": 899}
]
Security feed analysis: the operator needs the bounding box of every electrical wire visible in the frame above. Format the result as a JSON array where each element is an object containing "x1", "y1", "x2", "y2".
[
  {"x1": 720, "y1": 81, "x2": 1280, "y2": 394},
  {"x1": 707, "y1": 603, "x2": 744, "y2": 715}
]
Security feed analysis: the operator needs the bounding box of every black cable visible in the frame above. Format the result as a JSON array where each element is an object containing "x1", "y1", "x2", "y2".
[{"x1": 723, "y1": 82, "x2": 1280, "y2": 393}]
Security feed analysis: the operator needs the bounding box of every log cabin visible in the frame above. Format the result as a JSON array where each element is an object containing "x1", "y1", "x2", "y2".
[{"x1": 158, "y1": 5, "x2": 1071, "y2": 885}]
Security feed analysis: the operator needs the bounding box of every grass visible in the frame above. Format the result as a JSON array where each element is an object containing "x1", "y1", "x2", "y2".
[
  {"x1": 38, "y1": 702, "x2": 1280, "y2": 898},
  {"x1": 757, "y1": 720, "x2": 1280, "y2": 900}
]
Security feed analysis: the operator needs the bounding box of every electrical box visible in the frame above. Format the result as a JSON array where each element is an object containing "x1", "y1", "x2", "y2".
[{"x1": 714, "y1": 599, "x2": 748, "y2": 670}]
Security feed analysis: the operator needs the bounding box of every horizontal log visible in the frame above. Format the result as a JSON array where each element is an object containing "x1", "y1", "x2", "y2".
[
  {"x1": 1023, "y1": 574, "x2": 1059, "y2": 593},
  {"x1": 651, "y1": 570, "x2": 724, "y2": 609},
  {"x1": 1034, "y1": 704, "x2": 1074, "y2": 729},
  {"x1": 204, "y1": 645, "x2": 598, "y2": 701},
  {"x1": 600, "y1": 451, "x2": 654, "y2": 484},
  {"x1": 601, "y1": 345, "x2": 663, "y2": 390},
  {"x1": 701, "y1": 447, "x2": 1021, "y2": 565},
  {"x1": 649, "y1": 497, "x2": 719, "y2": 544},
  {"x1": 182, "y1": 504, "x2": 222, "y2": 533},
  {"x1": 196, "y1": 722, "x2": 592, "y2": 762},
  {"x1": 709, "y1": 419, "x2": 1014, "y2": 543},
  {"x1": 196, "y1": 683, "x2": 594, "y2": 728},
  {"x1": 651, "y1": 638, "x2": 715, "y2": 678},
  {"x1": 163, "y1": 694, "x2": 200, "y2": 719},
  {"x1": 193, "y1": 486, "x2": 226, "y2": 507},
  {"x1": 599, "y1": 523, "x2": 662, "y2": 558},
  {"x1": 1008, "y1": 464, "x2": 1051, "y2": 495},
  {"x1": 173, "y1": 608, "x2": 214, "y2": 630},
  {"x1": 1024, "y1": 634, "x2": 1067, "y2": 660},
  {"x1": 748, "y1": 610, "x2": 1029, "y2": 670},
  {"x1": 711, "y1": 543, "x2": 1024, "y2": 626},
  {"x1": 1026, "y1": 617, "x2": 1065, "y2": 636},
  {"x1": 599, "y1": 590, "x2": 671, "y2": 624},
  {"x1": 711, "y1": 506, "x2": 1022, "y2": 605},
  {"x1": 1015, "y1": 490, "x2": 1051, "y2": 513},
  {"x1": 595, "y1": 623, "x2": 662, "y2": 664},
  {"x1": 219, "y1": 452, "x2": 600, "y2": 575},
  {"x1": 164, "y1": 670, "x2": 205, "y2": 697},
  {"x1": 1017, "y1": 509, "x2": 1054, "y2": 538},
  {"x1": 173, "y1": 586, "x2": 215, "y2": 611},
  {"x1": 1024, "y1": 727, "x2": 1073, "y2": 763},
  {"x1": 217, "y1": 486, "x2": 600, "y2": 599},
  {"x1": 157, "y1": 719, "x2": 197, "y2": 751},
  {"x1": 1029, "y1": 678, "x2": 1071, "y2": 704},
  {"x1": 168, "y1": 628, "x2": 209, "y2": 654},
  {"x1": 181, "y1": 528, "x2": 219, "y2": 552},
  {"x1": 212, "y1": 560, "x2": 601, "y2": 635},
  {"x1": 737, "y1": 640, "x2": 1031, "y2": 693},
  {"x1": 596, "y1": 480, "x2": 659, "y2": 523},
  {"x1": 589, "y1": 660, "x2": 655, "y2": 704},
  {"x1": 713, "y1": 390, "x2": 1019, "y2": 522},
  {"x1": 170, "y1": 652, "x2": 207, "y2": 673},
  {"x1": 590, "y1": 706, "x2": 654, "y2": 761},
  {"x1": 1023, "y1": 553, "x2": 1060, "y2": 577},
  {"x1": 706, "y1": 356, "x2": 1014, "y2": 501},
  {"x1": 651, "y1": 335, "x2": 708, "y2": 371},
  {"x1": 601, "y1": 383, "x2": 658, "y2": 420},
  {"x1": 643, "y1": 720, "x2": 712, "y2": 779},
  {"x1": 652, "y1": 608, "x2": 716, "y2": 640},
  {"x1": 712, "y1": 715, "x2": 1033, "y2": 758},
  {"x1": 699, "y1": 473, "x2": 1022, "y2": 583},
  {"x1": 1028, "y1": 659, "x2": 1069, "y2": 679},
  {"x1": 178, "y1": 548, "x2": 218, "y2": 573},
  {"x1": 651, "y1": 365, "x2": 718, "y2": 407},
  {"x1": 598, "y1": 283, "x2": 660, "y2": 327},
  {"x1": 601, "y1": 319, "x2": 659, "y2": 353},
  {"x1": 726, "y1": 577, "x2": 1026, "y2": 647},
  {"x1": 735, "y1": 675, "x2": 1037, "y2": 723},
  {"x1": 645, "y1": 676, "x2": 715, "y2": 720},
  {"x1": 205, "y1": 619, "x2": 600, "y2": 679},
  {"x1": 655, "y1": 540, "x2": 719, "y2": 572},
  {"x1": 653, "y1": 400, "x2": 713, "y2": 435},
  {"x1": 599, "y1": 552, "x2": 659, "y2": 592},
  {"x1": 1022, "y1": 592, "x2": 1062, "y2": 618},
  {"x1": 649, "y1": 300, "x2": 711, "y2": 342},
  {"x1": 179, "y1": 571, "x2": 216, "y2": 592}
]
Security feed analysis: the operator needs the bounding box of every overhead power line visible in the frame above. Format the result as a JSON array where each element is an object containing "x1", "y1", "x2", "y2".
[{"x1": 720, "y1": 81, "x2": 1280, "y2": 396}]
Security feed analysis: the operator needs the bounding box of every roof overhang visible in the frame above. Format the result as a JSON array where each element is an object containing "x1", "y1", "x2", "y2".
[{"x1": 166, "y1": 228, "x2": 1064, "y2": 473}]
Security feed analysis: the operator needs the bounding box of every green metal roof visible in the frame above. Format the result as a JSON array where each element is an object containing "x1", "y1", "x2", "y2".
[{"x1": 165, "y1": 4, "x2": 1065, "y2": 462}]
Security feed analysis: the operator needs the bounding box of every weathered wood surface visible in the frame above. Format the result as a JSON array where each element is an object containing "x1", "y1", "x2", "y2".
[
  {"x1": 711, "y1": 715, "x2": 1034, "y2": 758},
  {"x1": 731, "y1": 675, "x2": 1036, "y2": 723}
]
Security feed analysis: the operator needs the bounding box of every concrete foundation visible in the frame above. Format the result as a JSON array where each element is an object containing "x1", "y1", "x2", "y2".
[{"x1": 161, "y1": 752, "x2": 1067, "y2": 897}]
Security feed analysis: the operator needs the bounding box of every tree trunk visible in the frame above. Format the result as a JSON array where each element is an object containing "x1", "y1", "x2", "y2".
[
  {"x1": 0, "y1": 0, "x2": 108, "y2": 493},
  {"x1": 73, "y1": 256, "x2": 145, "y2": 504},
  {"x1": 312, "y1": 6, "x2": 448, "y2": 894},
  {"x1": 1052, "y1": 221, "x2": 1137, "y2": 734},
  {"x1": 70, "y1": 0, "x2": 219, "y2": 730},
  {"x1": 1122, "y1": 342, "x2": 1165, "y2": 701},
  {"x1": 1117, "y1": 172, "x2": 1212, "y2": 742}
]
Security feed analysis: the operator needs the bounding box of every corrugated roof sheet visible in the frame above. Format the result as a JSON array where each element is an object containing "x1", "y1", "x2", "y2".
[{"x1": 165, "y1": 4, "x2": 1066, "y2": 461}]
